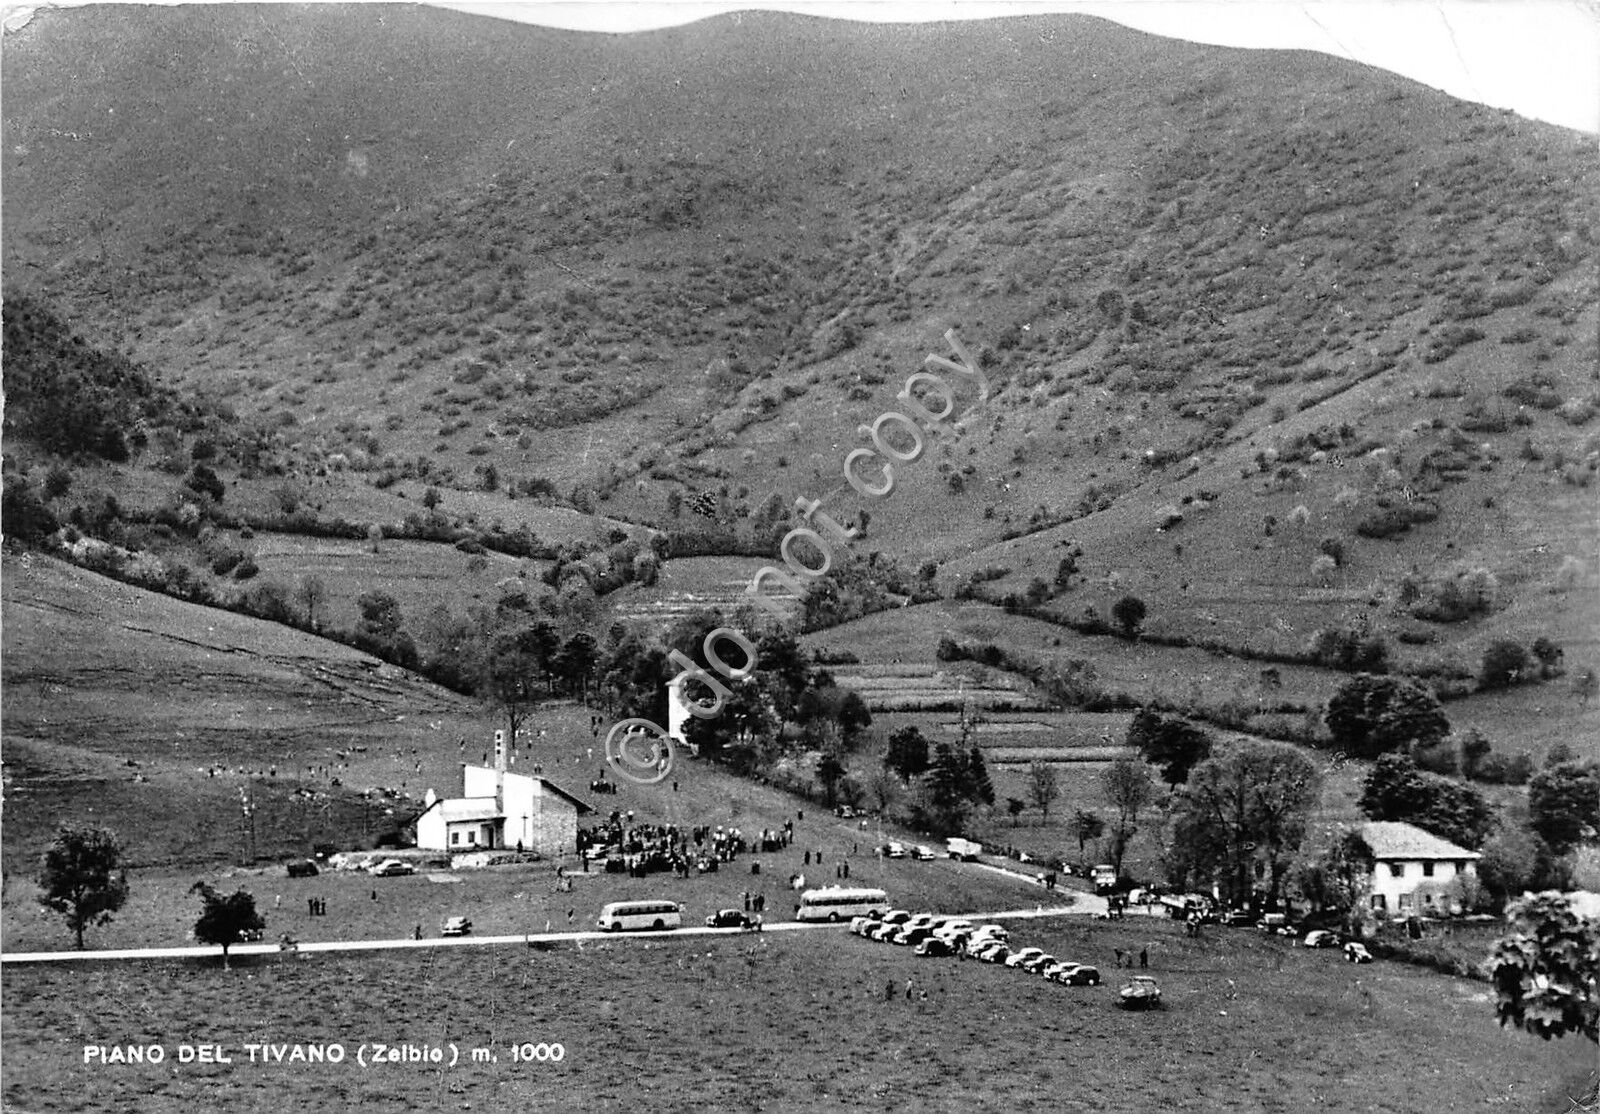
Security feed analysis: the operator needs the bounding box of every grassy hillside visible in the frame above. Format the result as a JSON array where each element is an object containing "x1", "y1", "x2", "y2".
[{"x1": 5, "y1": 5, "x2": 1595, "y2": 680}]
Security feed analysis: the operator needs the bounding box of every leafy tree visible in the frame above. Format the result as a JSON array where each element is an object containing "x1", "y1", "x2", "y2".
[
  {"x1": 1111, "y1": 594, "x2": 1147, "y2": 638},
  {"x1": 421, "y1": 486, "x2": 443, "y2": 510},
  {"x1": 1478, "y1": 828, "x2": 1572, "y2": 910},
  {"x1": 1171, "y1": 742, "x2": 1322, "y2": 906},
  {"x1": 1126, "y1": 707, "x2": 1214, "y2": 785},
  {"x1": 2, "y1": 475, "x2": 59, "y2": 544},
  {"x1": 483, "y1": 624, "x2": 553, "y2": 747},
  {"x1": 1006, "y1": 797, "x2": 1027, "y2": 825},
  {"x1": 37, "y1": 825, "x2": 129, "y2": 949},
  {"x1": 1293, "y1": 831, "x2": 1374, "y2": 931},
  {"x1": 1530, "y1": 637, "x2": 1564, "y2": 678},
  {"x1": 817, "y1": 751, "x2": 847, "y2": 806},
  {"x1": 1027, "y1": 760, "x2": 1060, "y2": 825},
  {"x1": 1480, "y1": 640, "x2": 1530, "y2": 690},
  {"x1": 43, "y1": 462, "x2": 73, "y2": 500},
  {"x1": 186, "y1": 463, "x2": 225, "y2": 503},
  {"x1": 1325, "y1": 673, "x2": 1449, "y2": 759},
  {"x1": 1489, "y1": 893, "x2": 1600, "y2": 1042},
  {"x1": 1102, "y1": 756, "x2": 1157, "y2": 877},
  {"x1": 1358, "y1": 754, "x2": 1496, "y2": 850},
  {"x1": 1069, "y1": 809, "x2": 1105, "y2": 854},
  {"x1": 1528, "y1": 761, "x2": 1600, "y2": 855},
  {"x1": 684, "y1": 677, "x2": 777, "y2": 775},
  {"x1": 555, "y1": 631, "x2": 599, "y2": 703},
  {"x1": 189, "y1": 882, "x2": 264, "y2": 967},
  {"x1": 295, "y1": 574, "x2": 328, "y2": 630},
  {"x1": 967, "y1": 746, "x2": 995, "y2": 807},
  {"x1": 885, "y1": 726, "x2": 931, "y2": 782}
]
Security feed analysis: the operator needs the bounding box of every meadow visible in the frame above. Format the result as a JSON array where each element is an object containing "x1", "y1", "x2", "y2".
[{"x1": 3, "y1": 916, "x2": 1592, "y2": 1113}]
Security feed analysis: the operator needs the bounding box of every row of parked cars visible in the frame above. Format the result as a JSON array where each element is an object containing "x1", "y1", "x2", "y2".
[{"x1": 848, "y1": 910, "x2": 1105, "y2": 987}]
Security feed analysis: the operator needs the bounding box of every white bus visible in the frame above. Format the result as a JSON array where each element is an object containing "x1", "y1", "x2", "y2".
[
  {"x1": 795, "y1": 887, "x2": 890, "y2": 923},
  {"x1": 596, "y1": 900, "x2": 683, "y2": 932}
]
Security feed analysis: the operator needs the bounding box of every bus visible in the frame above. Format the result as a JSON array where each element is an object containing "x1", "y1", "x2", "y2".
[
  {"x1": 795, "y1": 887, "x2": 890, "y2": 923},
  {"x1": 596, "y1": 900, "x2": 683, "y2": 932}
]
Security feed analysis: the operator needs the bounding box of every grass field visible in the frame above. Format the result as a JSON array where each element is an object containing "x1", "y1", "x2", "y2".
[{"x1": 3, "y1": 917, "x2": 1592, "y2": 1113}]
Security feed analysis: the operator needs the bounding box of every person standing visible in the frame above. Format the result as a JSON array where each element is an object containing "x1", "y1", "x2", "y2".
[{"x1": 1140, "y1": 946, "x2": 1149, "y2": 969}]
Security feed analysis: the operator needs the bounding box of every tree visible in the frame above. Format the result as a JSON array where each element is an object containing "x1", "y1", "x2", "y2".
[
  {"x1": 1528, "y1": 761, "x2": 1600, "y2": 855},
  {"x1": 1325, "y1": 673, "x2": 1449, "y2": 759},
  {"x1": 1006, "y1": 797, "x2": 1027, "y2": 825},
  {"x1": 1027, "y1": 760, "x2": 1060, "y2": 825},
  {"x1": 1358, "y1": 754, "x2": 1496, "y2": 850},
  {"x1": 554, "y1": 631, "x2": 599, "y2": 703},
  {"x1": 1293, "y1": 831, "x2": 1374, "y2": 932},
  {"x1": 1101, "y1": 756, "x2": 1156, "y2": 877},
  {"x1": 1171, "y1": 742, "x2": 1321, "y2": 907},
  {"x1": 186, "y1": 463, "x2": 225, "y2": 503},
  {"x1": 1111, "y1": 594, "x2": 1147, "y2": 638},
  {"x1": 925, "y1": 744, "x2": 969, "y2": 829},
  {"x1": 1069, "y1": 809, "x2": 1105, "y2": 854},
  {"x1": 1480, "y1": 640, "x2": 1530, "y2": 690},
  {"x1": 482, "y1": 623, "x2": 554, "y2": 748},
  {"x1": 1126, "y1": 707, "x2": 1214, "y2": 785},
  {"x1": 421, "y1": 486, "x2": 443, "y2": 511},
  {"x1": 189, "y1": 882, "x2": 264, "y2": 967},
  {"x1": 817, "y1": 750, "x2": 847, "y2": 806},
  {"x1": 295, "y1": 574, "x2": 328, "y2": 630},
  {"x1": 1489, "y1": 893, "x2": 1600, "y2": 1042},
  {"x1": 37, "y1": 825, "x2": 130, "y2": 950},
  {"x1": 967, "y1": 746, "x2": 995, "y2": 807},
  {"x1": 1478, "y1": 828, "x2": 1572, "y2": 911},
  {"x1": 885, "y1": 726, "x2": 931, "y2": 782}
]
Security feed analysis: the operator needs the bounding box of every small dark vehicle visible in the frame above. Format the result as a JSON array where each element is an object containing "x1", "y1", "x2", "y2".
[
  {"x1": 287, "y1": 860, "x2": 319, "y2": 878},
  {"x1": 706, "y1": 909, "x2": 754, "y2": 929}
]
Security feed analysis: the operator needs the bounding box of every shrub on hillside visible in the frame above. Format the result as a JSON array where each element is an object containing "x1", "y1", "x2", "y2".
[{"x1": 1479, "y1": 640, "x2": 1532, "y2": 690}]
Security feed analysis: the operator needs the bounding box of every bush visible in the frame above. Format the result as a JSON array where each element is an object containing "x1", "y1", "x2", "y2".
[{"x1": 1479, "y1": 640, "x2": 1530, "y2": 690}]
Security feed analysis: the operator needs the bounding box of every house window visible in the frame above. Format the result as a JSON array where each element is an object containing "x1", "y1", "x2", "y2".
[
  {"x1": 466, "y1": 830, "x2": 476, "y2": 845},
  {"x1": 1398, "y1": 893, "x2": 1413, "y2": 911},
  {"x1": 451, "y1": 832, "x2": 460, "y2": 846},
  {"x1": 1422, "y1": 862, "x2": 1435, "y2": 877},
  {"x1": 1388, "y1": 863, "x2": 1404, "y2": 878}
]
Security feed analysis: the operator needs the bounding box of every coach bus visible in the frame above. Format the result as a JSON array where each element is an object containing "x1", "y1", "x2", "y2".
[
  {"x1": 596, "y1": 900, "x2": 683, "y2": 932},
  {"x1": 795, "y1": 887, "x2": 890, "y2": 923}
]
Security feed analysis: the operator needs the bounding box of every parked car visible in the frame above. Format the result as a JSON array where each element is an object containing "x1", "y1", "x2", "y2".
[
  {"x1": 706, "y1": 909, "x2": 754, "y2": 929},
  {"x1": 912, "y1": 845, "x2": 937, "y2": 861},
  {"x1": 1222, "y1": 909, "x2": 1256, "y2": 927},
  {"x1": 850, "y1": 915, "x2": 882, "y2": 936},
  {"x1": 441, "y1": 916, "x2": 472, "y2": 937},
  {"x1": 370, "y1": 859, "x2": 415, "y2": 877},
  {"x1": 1258, "y1": 913, "x2": 1293, "y2": 935},
  {"x1": 914, "y1": 936, "x2": 958, "y2": 957},
  {"x1": 870, "y1": 922, "x2": 902, "y2": 942},
  {"x1": 1118, "y1": 976, "x2": 1163, "y2": 1010},
  {"x1": 1005, "y1": 947, "x2": 1048, "y2": 969},
  {"x1": 835, "y1": 806, "x2": 855, "y2": 819},
  {"x1": 884, "y1": 842, "x2": 907, "y2": 859},
  {"x1": 1018, "y1": 952, "x2": 1057, "y2": 974},
  {"x1": 933, "y1": 919, "x2": 975, "y2": 939},
  {"x1": 1344, "y1": 942, "x2": 1374, "y2": 964},
  {"x1": 894, "y1": 926, "x2": 935, "y2": 947},
  {"x1": 1051, "y1": 963, "x2": 1102, "y2": 986},
  {"x1": 286, "y1": 860, "x2": 319, "y2": 878},
  {"x1": 976, "y1": 942, "x2": 1012, "y2": 964},
  {"x1": 1303, "y1": 930, "x2": 1340, "y2": 949},
  {"x1": 971, "y1": 924, "x2": 1009, "y2": 943}
]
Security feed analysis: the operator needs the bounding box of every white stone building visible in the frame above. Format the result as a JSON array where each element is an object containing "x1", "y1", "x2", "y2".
[
  {"x1": 415, "y1": 733, "x2": 591, "y2": 856},
  {"x1": 1361, "y1": 820, "x2": 1481, "y2": 917}
]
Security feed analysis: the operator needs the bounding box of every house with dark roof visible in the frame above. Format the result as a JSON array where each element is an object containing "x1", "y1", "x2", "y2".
[
  {"x1": 415, "y1": 732, "x2": 592, "y2": 857},
  {"x1": 1360, "y1": 821, "x2": 1481, "y2": 916}
]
